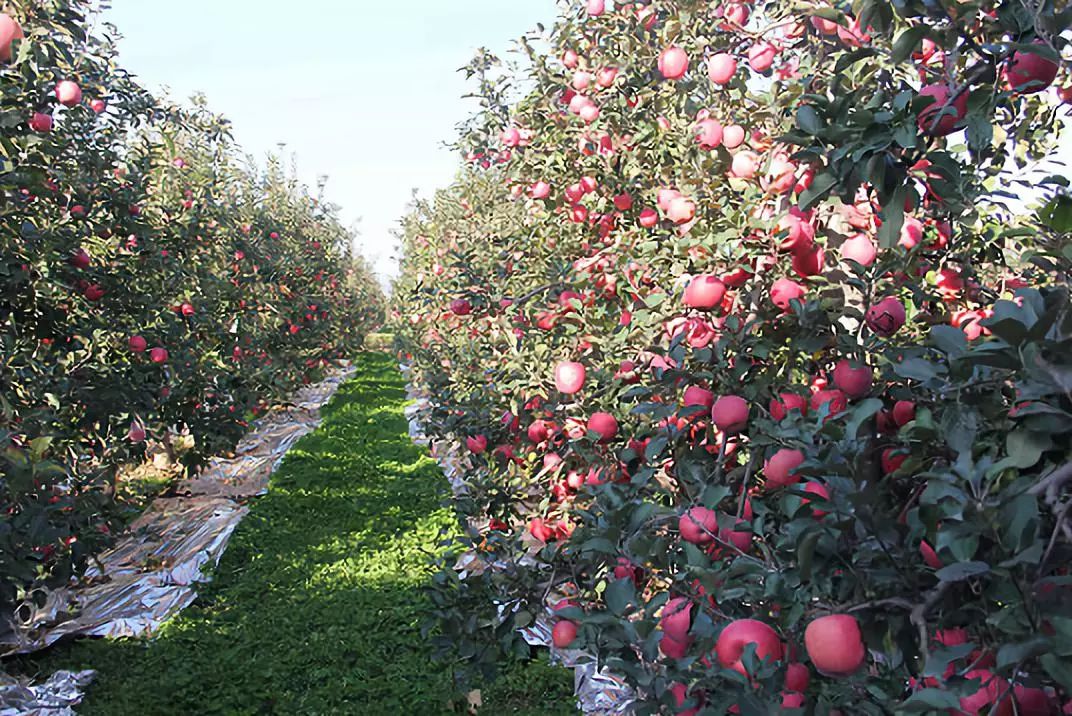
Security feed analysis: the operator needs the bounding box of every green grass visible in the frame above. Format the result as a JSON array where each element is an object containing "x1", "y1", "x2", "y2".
[{"x1": 13, "y1": 353, "x2": 574, "y2": 715}]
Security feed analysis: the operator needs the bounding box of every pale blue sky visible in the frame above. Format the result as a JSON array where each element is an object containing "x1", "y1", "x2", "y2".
[{"x1": 101, "y1": 1, "x2": 558, "y2": 285}]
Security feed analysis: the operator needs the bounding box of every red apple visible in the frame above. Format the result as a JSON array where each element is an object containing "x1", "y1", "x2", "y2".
[
  {"x1": 770, "y1": 277, "x2": 806, "y2": 310},
  {"x1": 659, "y1": 46, "x2": 689, "y2": 79},
  {"x1": 587, "y1": 411, "x2": 618, "y2": 442},
  {"x1": 711, "y1": 395, "x2": 749, "y2": 433},
  {"x1": 683, "y1": 274, "x2": 726, "y2": 310},
  {"x1": 54, "y1": 80, "x2": 82, "y2": 107},
  {"x1": 865, "y1": 296, "x2": 906, "y2": 336},
  {"x1": 450, "y1": 298, "x2": 472, "y2": 315},
  {"x1": 69, "y1": 248, "x2": 91, "y2": 269},
  {"x1": 683, "y1": 385, "x2": 715, "y2": 409},
  {"x1": 150, "y1": 347, "x2": 168, "y2": 363},
  {"x1": 552, "y1": 620, "x2": 578, "y2": 648},
  {"x1": 679, "y1": 506, "x2": 718, "y2": 544},
  {"x1": 29, "y1": 112, "x2": 53, "y2": 133},
  {"x1": 840, "y1": 234, "x2": 877, "y2": 266},
  {"x1": 832, "y1": 360, "x2": 872, "y2": 399},
  {"x1": 715, "y1": 619, "x2": 784, "y2": 675},
  {"x1": 785, "y1": 662, "x2": 810, "y2": 692},
  {"x1": 764, "y1": 448, "x2": 805, "y2": 489},
  {"x1": 1005, "y1": 45, "x2": 1059, "y2": 94},
  {"x1": 770, "y1": 392, "x2": 808, "y2": 420},
  {"x1": 555, "y1": 361, "x2": 586, "y2": 394},
  {"x1": 722, "y1": 124, "x2": 745, "y2": 148},
  {"x1": 804, "y1": 614, "x2": 866, "y2": 676},
  {"x1": 708, "y1": 53, "x2": 737, "y2": 85},
  {"x1": 466, "y1": 435, "x2": 488, "y2": 454},
  {"x1": 696, "y1": 118, "x2": 724, "y2": 149},
  {"x1": 893, "y1": 400, "x2": 915, "y2": 426},
  {"x1": 917, "y1": 84, "x2": 967, "y2": 136},
  {"x1": 0, "y1": 13, "x2": 23, "y2": 63},
  {"x1": 128, "y1": 335, "x2": 147, "y2": 353},
  {"x1": 801, "y1": 481, "x2": 830, "y2": 518}
]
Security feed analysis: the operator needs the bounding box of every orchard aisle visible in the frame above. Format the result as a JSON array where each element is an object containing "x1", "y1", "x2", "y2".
[{"x1": 19, "y1": 353, "x2": 573, "y2": 715}]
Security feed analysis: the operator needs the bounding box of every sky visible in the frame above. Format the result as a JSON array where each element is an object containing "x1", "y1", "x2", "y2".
[{"x1": 100, "y1": 0, "x2": 559, "y2": 288}]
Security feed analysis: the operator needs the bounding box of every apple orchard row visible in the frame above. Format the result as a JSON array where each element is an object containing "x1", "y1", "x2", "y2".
[
  {"x1": 0, "y1": 4, "x2": 383, "y2": 622},
  {"x1": 395, "y1": 0, "x2": 1072, "y2": 713}
]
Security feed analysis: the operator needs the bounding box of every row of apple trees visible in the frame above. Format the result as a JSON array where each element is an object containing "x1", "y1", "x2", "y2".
[
  {"x1": 0, "y1": 2, "x2": 384, "y2": 628},
  {"x1": 396, "y1": 0, "x2": 1071, "y2": 711},
  {"x1": 395, "y1": 0, "x2": 1072, "y2": 712}
]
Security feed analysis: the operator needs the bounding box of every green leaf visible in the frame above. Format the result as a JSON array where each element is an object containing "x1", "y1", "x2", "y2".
[
  {"x1": 900, "y1": 688, "x2": 961, "y2": 711},
  {"x1": 797, "y1": 172, "x2": 837, "y2": 210},
  {"x1": 796, "y1": 105, "x2": 822, "y2": 135},
  {"x1": 845, "y1": 398, "x2": 884, "y2": 437},
  {"x1": 935, "y1": 561, "x2": 990, "y2": 582},
  {"x1": 1041, "y1": 653, "x2": 1072, "y2": 692},
  {"x1": 604, "y1": 577, "x2": 636, "y2": 616},
  {"x1": 891, "y1": 26, "x2": 927, "y2": 63}
]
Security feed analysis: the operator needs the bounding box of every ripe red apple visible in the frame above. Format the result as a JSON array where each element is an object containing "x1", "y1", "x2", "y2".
[
  {"x1": 450, "y1": 298, "x2": 472, "y2": 315},
  {"x1": 715, "y1": 619, "x2": 784, "y2": 675},
  {"x1": 1013, "y1": 685, "x2": 1055, "y2": 716},
  {"x1": 0, "y1": 13, "x2": 23, "y2": 63},
  {"x1": 555, "y1": 361, "x2": 586, "y2": 394},
  {"x1": 528, "y1": 517, "x2": 555, "y2": 542},
  {"x1": 683, "y1": 274, "x2": 726, "y2": 310},
  {"x1": 126, "y1": 420, "x2": 146, "y2": 443},
  {"x1": 893, "y1": 400, "x2": 915, "y2": 426},
  {"x1": 708, "y1": 53, "x2": 737, "y2": 85},
  {"x1": 865, "y1": 296, "x2": 906, "y2": 336},
  {"x1": 659, "y1": 46, "x2": 689, "y2": 79},
  {"x1": 587, "y1": 411, "x2": 618, "y2": 442},
  {"x1": 881, "y1": 447, "x2": 907, "y2": 475},
  {"x1": 782, "y1": 691, "x2": 806, "y2": 709},
  {"x1": 801, "y1": 481, "x2": 830, "y2": 518},
  {"x1": 54, "y1": 80, "x2": 82, "y2": 107},
  {"x1": 150, "y1": 347, "x2": 168, "y2": 363},
  {"x1": 69, "y1": 248, "x2": 91, "y2": 269},
  {"x1": 748, "y1": 41, "x2": 777, "y2": 73},
  {"x1": 587, "y1": 0, "x2": 606, "y2": 16},
  {"x1": 711, "y1": 395, "x2": 748, "y2": 433},
  {"x1": 785, "y1": 662, "x2": 810, "y2": 692},
  {"x1": 764, "y1": 448, "x2": 805, "y2": 489},
  {"x1": 791, "y1": 243, "x2": 824, "y2": 277},
  {"x1": 671, "y1": 682, "x2": 703, "y2": 716},
  {"x1": 613, "y1": 192, "x2": 633, "y2": 210},
  {"x1": 720, "y1": 126, "x2": 744, "y2": 152},
  {"x1": 552, "y1": 619, "x2": 578, "y2": 648},
  {"x1": 770, "y1": 277, "x2": 806, "y2": 310},
  {"x1": 639, "y1": 207, "x2": 659, "y2": 227},
  {"x1": 83, "y1": 284, "x2": 104, "y2": 301},
  {"x1": 530, "y1": 181, "x2": 551, "y2": 199},
  {"x1": 920, "y1": 540, "x2": 943, "y2": 569},
  {"x1": 29, "y1": 112, "x2": 53, "y2": 133},
  {"x1": 832, "y1": 360, "x2": 872, "y2": 399},
  {"x1": 683, "y1": 385, "x2": 715, "y2": 409},
  {"x1": 840, "y1": 234, "x2": 876, "y2": 266},
  {"x1": 958, "y1": 669, "x2": 1013, "y2": 716},
  {"x1": 679, "y1": 506, "x2": 718, "y2": 544},
  {"x1": 696, "y1": 117, "x2": 723, "y2": 149},
  {"x1": 128, "y1": 335, "x2": 147, "y2": 353},
  {"x1": 770, "y1": 392, "x2": 808, "y2": 420},
  {"x1": 804, "y1": 614, "x2": 866, "y2": 676},
  {"x1": 90, "y1": 98, "x2": 106, "y2": 114},
  {"x1": 917, "y1": 84, "x2": 967, "y2": 136},
  {"x1": 1005, "y1": 45, "x2": 1059, "y2": 94},
  {"x1": 730, "y1": 150, "x2": 759, "y2": 178},
  {"x1": 466, "y1": 435, "x2": 488, "y2": 454},
  {"x1": 810, "y1": 389, "x2": 847, "y2": 415}
]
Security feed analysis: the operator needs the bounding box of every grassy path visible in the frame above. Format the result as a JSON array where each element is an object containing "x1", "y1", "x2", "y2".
[{"x1": 18, "y1": 353, "x2": 573, "y2": 715}]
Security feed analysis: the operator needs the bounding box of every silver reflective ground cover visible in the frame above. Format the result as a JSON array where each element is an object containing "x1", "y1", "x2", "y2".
[
  {"x1": 403, "y1": 367, "x2": 635, "y2": 715},
  {"x1": 0, "y1": 367, "x2": 355, "y2": 714}
]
